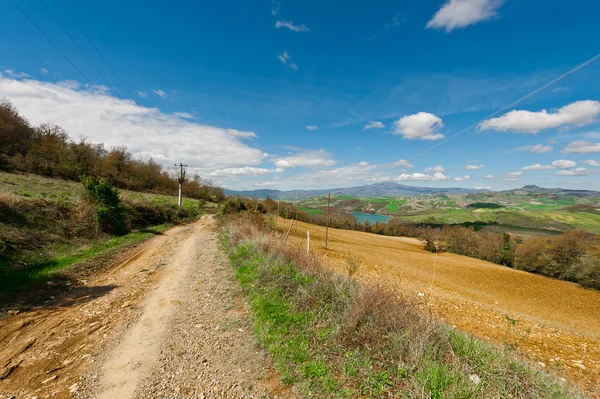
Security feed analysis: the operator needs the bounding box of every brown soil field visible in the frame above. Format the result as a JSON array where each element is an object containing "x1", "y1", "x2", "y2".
[{"x1": 278, "y1": 219, "x2": 600, "y2": 396}]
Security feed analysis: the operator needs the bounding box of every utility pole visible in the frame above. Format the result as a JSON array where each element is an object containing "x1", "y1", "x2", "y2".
[
  {"x1": 175, "y1": 163, "x2": 187, "y2": 207},
  {"x1": 325, "y1": 192, "x2": 330, "y2": 249}
]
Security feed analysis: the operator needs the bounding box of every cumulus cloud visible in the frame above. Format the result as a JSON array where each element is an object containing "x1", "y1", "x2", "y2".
[
  {"x1": 275, "y1": 19, "x2": 310, "y2": 32},
  {"x1": 426, "y1": 0, "x2": 505, "y2": 33},
  {"x1": 521, "y1": 164, "x2": 555, "y2": 171},
  {"x1": 209, "y1": 166, "x2": 283, "y2": 177},
  {"x1": 364, "y1": 120, "x2": 385, "y2": 129},
  {"x1": 4, "y1": 70, "x2": 30, "y2": 78},
  {"x1": 552, "y1": 159, "x2": 576, "y2": 169},
  {"x1": 464, "y1": 164, "x2": 484, "y2": 170},
  {"x1": 480, "y1": 100, "x2": 600, "y2": 134},
  {"x1": 454, "y1": 175, "x2": 470, "y2": 181},
  {"x1": 424, "y1": 165, "x2": 444, "y2": 172},
  {"x1": 172, "y1": 112, "x2": 196, "y2": 119},
  {"x1": 393, "y1": 159, "x2": 414, "y2": 168},
  {"x1": 562, "y1": 140, "x2": 600, "y2": 153},
  {"x1": 273, "y1": 149, "x2": 336, "y2": 169},
  {"x1": 484, "y1": 174, "x2": 496, "y2": 179},
  {"x1": 0, "y1": 74, "x2": 266, "y2": 179},
  {"x1": 514, "y1": 143, "x2": 553, "y2": 153},
  {"x1": 392, "y1": 112, "x2": 444, "y2": 140},
  {"x1": 582, "y1": 160, "x2": 600, "y2": 167},
  {"x1": 397, "y1": 172, "x2": 448, "y2": 181},
  {"x1": 556, "y1": 167, "x2": 589, "y2": 176},
  {"x1": 153, "y1": 89, "x2": 166, "y2": 97},
  {"x1": 306, "y1": 125, "x2": 317, "y2": 131},
  {"x1": 278, "y1": 51, "x2": 298, "y2": 70}
]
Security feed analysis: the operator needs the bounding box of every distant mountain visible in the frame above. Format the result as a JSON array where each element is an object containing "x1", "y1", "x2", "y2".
[
  {"x1": 224, "y1": 182, "x2": 489, "y2": 200},
  {"x1": 502, "y1": 185, "x2": 600, "y2": 197}
]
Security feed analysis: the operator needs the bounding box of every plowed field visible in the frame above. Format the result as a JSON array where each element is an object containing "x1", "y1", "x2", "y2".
[{"x1": 279, "y1": 219, "x2": 600, "y2": 396}]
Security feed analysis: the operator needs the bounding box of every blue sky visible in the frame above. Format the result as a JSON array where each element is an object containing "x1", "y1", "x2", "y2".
[{"x1": 2, "y1": 0, "x2": 600, "y2": 190}]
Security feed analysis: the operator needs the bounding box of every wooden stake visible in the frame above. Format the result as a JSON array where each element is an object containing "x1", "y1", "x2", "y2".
[
  {"x1": 307, "y1": 230, "x2": 310, "y2": 255},
  {"x1": 283, "y1": 218, "x2": 294, "y2": 246},
  {"x1": 325, "y1": 192, "x2": 330, "y2": 249}
]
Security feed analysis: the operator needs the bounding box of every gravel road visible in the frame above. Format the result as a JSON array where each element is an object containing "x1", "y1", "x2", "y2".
[{"x1": 0, "y1": 216, "x2": 290, "y2": 399}]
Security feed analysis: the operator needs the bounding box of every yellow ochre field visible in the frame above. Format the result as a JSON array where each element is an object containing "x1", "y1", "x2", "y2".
[{"x1": 277, "y1": 218, "x2": 600, "y2": 395}]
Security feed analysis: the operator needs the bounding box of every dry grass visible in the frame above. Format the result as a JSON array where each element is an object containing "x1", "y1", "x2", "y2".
[{"x1": 221, "y1": 214, "x2": 585, "y2": 398}]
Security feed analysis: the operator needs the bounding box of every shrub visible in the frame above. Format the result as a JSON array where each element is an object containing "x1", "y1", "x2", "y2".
[{"x1": 81, "y1": 176, "x2": 127, "y2": 235}]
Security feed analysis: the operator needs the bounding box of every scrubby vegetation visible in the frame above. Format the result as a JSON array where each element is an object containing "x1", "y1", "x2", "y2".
[{"x1": 220, "y1": 213, "x2": 584, "y2": 398}]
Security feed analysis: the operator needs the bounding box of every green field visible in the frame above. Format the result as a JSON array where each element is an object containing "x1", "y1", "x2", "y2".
[{"x1": 295, "y1": 190, "x2": 600, "y2": 235}]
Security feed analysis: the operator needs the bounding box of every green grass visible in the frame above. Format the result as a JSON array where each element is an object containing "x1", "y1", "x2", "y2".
[
  {"x1": 221, "y1": 226, "x2": 583, "y2": 398},
  {"x1": 300, "y1": 206, "x2": 323, "y2": 216},
  {"x1": 385, "y1": 199, "x2": 400, "y2": 213},
  {"x1": 0, "y1": 225, "x2": 170, "y2": 293}
]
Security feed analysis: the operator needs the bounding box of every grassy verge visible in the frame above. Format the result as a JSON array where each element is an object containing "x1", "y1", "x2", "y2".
[
  {"x1": 0, "y1": 225, "x2": 170, "y2": 294},
  {"x1": 220, "y1": 215, "x2": 584, "y2": 398}
]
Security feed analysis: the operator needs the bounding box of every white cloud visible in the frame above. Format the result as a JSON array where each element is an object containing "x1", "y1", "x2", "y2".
[
  {"x1": 454, "y1": 175, "x2": 470, "y2": 181},
  {"x1": 562, "y1": 140, "x2": 600, "y2": 153},
  {"x1": 172, "y1": 112, "x2": 196, "y2": 119},
  {"x1": 397, "y1": 172, "x2": 448, "y2": 181},
  {"x1": 392, "y1": 112, "x2": 444, "y2": 140},
  {"x1": 582, "y1": 160, "x2": 600, "y2": 167},
  {"x1": 521, "y1": 164, "x2": 555, "y2": 171},
  {"x1": 273, "y1": 149, "x2": 336, "y2": 169},
  {"x1": 474, "y1": 186, "x2": 492, "y2": 190},
  {"x1": 0, "y1": 74, "x2": 266, "y2": 181},
  {"x1": 464, "y1": 164, "x2": 484, "y2": 170},
  {"x1": 364, "y1": 120, "x2": 385, "y2": 129},
  {"x1": 209, "y1": 166, "x2": 283, "y2": 177},
  {"x1": 278, "y1": 51, "x2": 298, "y2": 70},
  {"x1": 556, "y1": 167, "x2": 589, "y2": 176},
  {"x1": 393, "y1": 159, "x2": 414, "y2": 168},
  {"x1": 271, "y1": 0, "x2": 280, "y2": 15},
  {"x1": 514, "y1": 143, "x2": 553, "y2": 153},
  {"x1": 425, "y1": 165, "x2": 444, "y2": 172},
  {"x1": 275, "y1": 19, "x2": 310, "y2": 32},
  {"x1": 502, "y1": 171, "x2": 523, "y2": 181},
  {"x1": 4, "y1": 69, "x2": 30, "y2": 78},
  {"x1": 137, "y1": 91, "x2": 148, "y2": 98},
  {"x1": 552, "y1": 159, "x2": 576, "y2": 169},
  {"x1": 480, "y1": 100, "x2": 600, "y2": 134},
  {"x1": 226, "y1": 129, "x2": 258, "y2": 139},
  {"x1": 39, "y1": 68, "x2": 48, "y2": 75},
  {"x1": 484, "y1": 174, "x2": 496, "y2": 179},
  {"x1": 426, "y1": 0, "x2": 505, "y2": 33},
  {"x1": 306, "y1": 125, "x2": 317, "y2": 131},
  {"x1": 358, "y1": 161, "x2": 369, "y2": 166},
  {"x1": 153, "y1": 89, "x2": 166, "y2": 97}
]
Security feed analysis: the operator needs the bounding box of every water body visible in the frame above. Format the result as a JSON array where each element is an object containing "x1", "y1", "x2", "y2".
[{"x1": 351, "y1": 212, "x2": 390, "y2": 224}]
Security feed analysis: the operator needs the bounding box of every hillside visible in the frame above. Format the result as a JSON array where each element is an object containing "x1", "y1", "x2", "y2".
[{"x1": 225, "y1": 181, "x2": 487, "y2": 200}]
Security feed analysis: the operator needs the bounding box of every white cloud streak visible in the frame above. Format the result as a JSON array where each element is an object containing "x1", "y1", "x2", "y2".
[
  {"x1": 426, "y1": 0, "x2": 505, "y2": 33},
  {"x1": 521, "y1": 164, "x2": 555, "y2": 171},
  {"x1": 273, "y1": 149, "x2": 336, "y2": 169},
  {"x1": 306, "y1": 125, "x2": 317, "y2": 131},
  {"x1": 424, "y1": 165, "x2": 444, "y2": 172},
  {"x1": 392, "y1": 159, "x2": 414, "y2": 168},
  {"x1": 552, "y1": 159, "x2": 576, "y2": 169},
  {"x1": 397, "y1": 172, "x2": 448, "y2": 181},
  {"x1": 464, "y1": 164, "x2": 484, "y2": 170},
  {"x1": 480, "y1": 100, "x2": 600, "y2": 134},
  {"x1": 562, "y1": 140, "x2": 600, "y2": 153},
  {"x1": 153, "y1": 89, "x2": 166, "y2": 97},
  {"x1": 364, "y1": 120, "x2": 385, "y2": 129},
  {"x1": 514, "y1": 143, "x2": 553, "y2": 153},
  {"x1": 275, "y1": 19, "x2": 310, "y2": 32}
]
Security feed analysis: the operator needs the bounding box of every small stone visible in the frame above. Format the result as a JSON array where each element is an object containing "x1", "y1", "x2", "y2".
[{"x1": 469, "y1": 374, "x2": 481, "y2": 385}]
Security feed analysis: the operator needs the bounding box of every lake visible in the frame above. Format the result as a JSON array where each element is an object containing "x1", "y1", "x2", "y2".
[{"x1": 351, "y1": 212, "x2": 390, "y2": 224}]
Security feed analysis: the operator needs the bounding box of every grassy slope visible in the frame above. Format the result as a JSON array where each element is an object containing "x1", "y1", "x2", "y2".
[
  {"x1": 0, "y1": 172, "x2": 203, "y2": 294},
  {"x1": 221, "y1": 225, "x2": 582, "y2": 398}
]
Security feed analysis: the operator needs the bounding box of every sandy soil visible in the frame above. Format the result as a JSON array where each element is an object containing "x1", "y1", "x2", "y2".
[
  {"x1": 0, "y1": 216, "x2": 289, "y2": 399},
  {"x1": 280, "y1": 219, "x2": 600, "y2": 396}
]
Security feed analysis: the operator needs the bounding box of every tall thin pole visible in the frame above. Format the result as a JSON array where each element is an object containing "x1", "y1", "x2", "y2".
[
  {"x1": 325, "y1": 193, "x2": 330, "y2": 249},
  {"x1": 175, "y1": 163, "x2": 187, "y2": 207}
]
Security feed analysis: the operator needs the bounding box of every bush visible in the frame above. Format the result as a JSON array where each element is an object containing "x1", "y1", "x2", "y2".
[
  {"x1": 81, "y1": 176, "x2": 127, "y2": 235},
  {"x1": 220, "y1": 196, "x2": 247, "y2": 214}
]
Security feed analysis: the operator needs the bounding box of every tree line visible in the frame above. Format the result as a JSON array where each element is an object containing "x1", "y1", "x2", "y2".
[{"x1": 0, "y1": 99, "x2": 224, "y2": 201}]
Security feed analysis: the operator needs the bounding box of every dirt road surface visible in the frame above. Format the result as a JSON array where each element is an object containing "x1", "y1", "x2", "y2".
[
  {"x1": 0, "y1": 216, "x2": 289, "y2": 399},
  {"x1": 281, "y1": 219, "x2": 600, "y2": 396}
]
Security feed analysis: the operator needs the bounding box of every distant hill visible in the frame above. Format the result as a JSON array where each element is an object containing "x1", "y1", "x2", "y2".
[
  {"x1": 224, "y1": 182, "x2": 488, "y2": 200},
  {"x1": 501, "y1": 185, "x2": 600, "y2": 197}
]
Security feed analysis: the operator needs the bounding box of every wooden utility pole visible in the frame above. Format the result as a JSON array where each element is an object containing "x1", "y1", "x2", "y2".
[
  {"x1": 325, "y1": 192, "x2": 330, "y2": 249},
  {"x1": 175, "y1": 163, "x2": 187, "y2": 207}
]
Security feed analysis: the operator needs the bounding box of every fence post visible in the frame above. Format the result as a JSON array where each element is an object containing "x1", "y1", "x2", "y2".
[{"x1": 306, "y1": 230, "x2": 310, "y2": 255}]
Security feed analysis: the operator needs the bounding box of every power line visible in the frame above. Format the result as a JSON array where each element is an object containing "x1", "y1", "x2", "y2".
[
  {"x1": 9, "y1": 0, "x2": 160, "y2": 144},
  {"x1": 409, "y1": 52, "x2": 600, "y2": 161}
]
